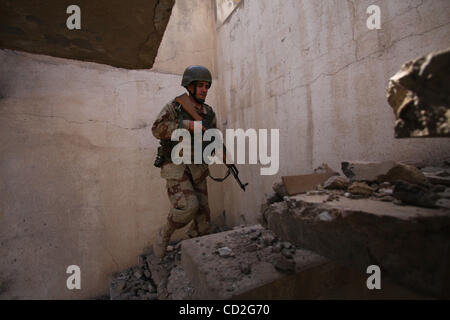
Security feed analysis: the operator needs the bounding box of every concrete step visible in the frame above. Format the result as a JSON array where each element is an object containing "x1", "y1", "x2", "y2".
[
  {"x1": 263, "y1": 194, "x2": 450, "y2": 298},
  {"x1": 180, "y1": 225, "x2": 354, "y2": 299},
  {"x1": 110, "y1": 224, "x2": 427, "y2": 299}
]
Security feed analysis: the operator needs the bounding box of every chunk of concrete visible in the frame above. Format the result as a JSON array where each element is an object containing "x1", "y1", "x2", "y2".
[
  {"x1": 387, "y1": 48, "x2": 450, "y2": 138},
  {"x1": 0, "y1": 0, "x2": 175, "y2": 69},
  {"x1": 272, "y1": 181, "x2": 288, "y2": 198},
  {"x1": 342, "y1": 161, "x2": 428, "y2": 185},
  {"x1": 392, "y1": 180, "x2": 439, "y2": 208},
  {"x1": 265, "y1": 195, "x2": 450, "y2": 298},
  {"x1": 348, "y1": 182, "x2": 374, "y2": 196}
]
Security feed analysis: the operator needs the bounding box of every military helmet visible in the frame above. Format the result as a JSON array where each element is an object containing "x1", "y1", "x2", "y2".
[{"x1": 181, "y1": 65, "x2": 212, "y2": 87}]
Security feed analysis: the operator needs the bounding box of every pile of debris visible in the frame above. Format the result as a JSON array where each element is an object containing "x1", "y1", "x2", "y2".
[
  {"x1": 267, "y1": 160, "x2": 450, "y2": 210},
  {"x1": 109, "y1": 158, "x2": 449, "y2": 300},
  {"x1": 109, "y1": 222, "x2": 238, "y2": 300},
  {"x1": 387, "y1": 47, "x2": 450, "y2": 138},
  {"x1": 109, "y1": 226, "x2": 305, "y2": 300},
  {"x1": 109, "y1": 241, "x2": 189, "y2": 300},
  {"x1": 261, "y1": 159, "x2": 450, "y2": 299},
  {"x1": 179, "y1": 225, "x2": 355, "y2": 299}
]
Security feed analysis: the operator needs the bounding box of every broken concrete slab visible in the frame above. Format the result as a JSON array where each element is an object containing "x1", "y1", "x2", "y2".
[
  {"x1": 180, "y1": 225, "x2": 352, "y2": 300},
  {"x1": 392, "y1": 180, "x2": 439, "y2": 208},
  {"x1": 0, "y1": 0, "x2": 175, "y2": 69},
  {"x1": 342, "y1": 161, "x2": 429, "y2": 185},
  {"x1": 387, "y1": 48, "x2": 450, "y2": 138},
  {"x1": 264, "y1": 194, "x2": 450, "y2": 298},
  {"x1": 379, "y1": 163, "x2": 430, "y2": 185}
]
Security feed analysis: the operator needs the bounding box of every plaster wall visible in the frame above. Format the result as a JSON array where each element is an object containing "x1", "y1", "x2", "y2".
[
  {"x1": 215, "y1": 0, "x2": 242, "y2": 25},
  {"x1": 152, "y1": 0, "x2": 216, "y2": 75},
  {"x1": 214, "y1": 0, "x2": 450, "y2": 226},
  {"x1": 0, "y1": 0, "x2": 220, "y2": 299}
]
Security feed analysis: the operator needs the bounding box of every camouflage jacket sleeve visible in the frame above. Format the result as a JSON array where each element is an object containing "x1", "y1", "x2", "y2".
[{"x1": 152, "y1": 101, "x2": 180, "y2": 140}]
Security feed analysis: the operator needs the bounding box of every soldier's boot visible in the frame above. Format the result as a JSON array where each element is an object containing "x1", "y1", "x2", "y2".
[{"x1": 153, "y1": 223, "x2": 175, "y2": 258}]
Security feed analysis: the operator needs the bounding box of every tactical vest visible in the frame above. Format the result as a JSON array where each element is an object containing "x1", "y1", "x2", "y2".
[{"x1": 154, "y1": 101, "x2": 216, "y2": 167}]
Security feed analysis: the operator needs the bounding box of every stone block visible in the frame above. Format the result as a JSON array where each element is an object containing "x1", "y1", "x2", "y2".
[
  {"x1": 265, "y1": 194, "x2": 450, "y2": 298},
  {"x1": 0, "y1": 0, "x2": 175, "y2": 69},
  {"x1": 387, "y1": 48, "x2": 450, "y2": 138},
  {"x1": 342, "y1": 161, "x2": 428, "y2": 185},
  {"x1": 181, "y1": 225, "x2": 352, "y2": 299}
]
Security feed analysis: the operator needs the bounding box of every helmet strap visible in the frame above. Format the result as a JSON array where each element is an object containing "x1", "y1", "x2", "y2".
[{"x1": 187, "y1": 81, "x2": 205, "y2": 105}]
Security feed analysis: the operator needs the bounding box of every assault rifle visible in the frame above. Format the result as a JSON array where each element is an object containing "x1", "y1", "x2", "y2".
[{"x1": 175, "y1": 94, "x2": 249, "y2": 191}]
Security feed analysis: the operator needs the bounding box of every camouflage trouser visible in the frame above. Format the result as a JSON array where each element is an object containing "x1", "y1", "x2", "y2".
[{"x1": 161, "y1": 162, "x2": 211, "y2": 237}]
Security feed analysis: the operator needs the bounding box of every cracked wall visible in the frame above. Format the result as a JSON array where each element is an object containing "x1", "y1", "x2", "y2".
[
  {"x1": 214, "y1": 0, "x2": 450, "y2": 226},
  {"x1": 0, "y1": 0, "x2": 219, "y2": 299},
  {"x1": 2, "y1": 0, "x2": 450, "y2": 300}
]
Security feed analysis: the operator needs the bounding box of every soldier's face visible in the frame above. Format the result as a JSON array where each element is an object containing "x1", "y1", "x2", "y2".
[{"x1": 189, "y1": 81, "x2": 210, "y2": 102}]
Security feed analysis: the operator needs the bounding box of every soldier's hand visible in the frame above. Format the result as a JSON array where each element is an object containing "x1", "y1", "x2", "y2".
[{"x1": 184, "y1": 120, "x2": 206, "y2": 132}]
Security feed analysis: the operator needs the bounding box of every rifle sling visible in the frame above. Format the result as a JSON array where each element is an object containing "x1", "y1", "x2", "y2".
[{"x1": 175, "y1": 93, "x2": 203, "y2": 121}]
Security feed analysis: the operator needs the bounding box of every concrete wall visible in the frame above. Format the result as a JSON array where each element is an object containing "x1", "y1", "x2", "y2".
[
  {"x1": 0, "y1": 0, "x2": 219, "y2": 299},
  {"x1": 2, "y1": 0, "x2": 450, "y2": 299},
  {"x1": 214, "y1": 0, "x2": 450, "y2": 226},
  {"x1": 152, "y1": 0, "x2": 216, "y2": 75},
  {"x1": 215, "y1": 0, "x2": 242, "y2": 25}
]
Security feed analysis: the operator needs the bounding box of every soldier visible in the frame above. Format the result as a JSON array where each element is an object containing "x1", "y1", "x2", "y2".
[{"x1": 151, "y1": 65, "x2": 217, "y2": 258}]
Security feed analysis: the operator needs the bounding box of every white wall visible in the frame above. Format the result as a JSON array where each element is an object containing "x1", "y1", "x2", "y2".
[
  {"x1": 0, "y1": 0, "x2": 219, "y2": 299},
  {"x1": 214, "y1": 0, "x2": 450, "y2": 226},
  {"x1": 2, "y1": 0, "x2": 449, "y2": 299},
  {"x1": 152, "y1": 0, "x2": 217, "y2": 75}
]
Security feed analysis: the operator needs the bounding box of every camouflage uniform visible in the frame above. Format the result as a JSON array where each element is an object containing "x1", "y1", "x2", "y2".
[{"x1": 152, "y1": 98, "x2": 217, "y2": 256}]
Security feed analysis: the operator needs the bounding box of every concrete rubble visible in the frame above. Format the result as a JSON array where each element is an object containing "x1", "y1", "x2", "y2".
[
  {"x1": 109, "y1": 225, "x2": 429, "y2": 300},
  {"x1": 338, "y1": 160, "x2": 450, "y2": 208},
  {"x1": 109, "y1": 158, "x2": 450, "y2": 300},
  {"x1": 262, "y1": 160, "x2": 450, "y2": 299},
  {"x1": 110, "y1": 225, "x2": 349, "y2": 300},
  {"x1": 342, "y1": 161, "x2": 429, "y2": 185},
  {"x1": 110, "y1": 240, "x2": 196, "y2": 300},
  {"x1": 180, "y1": 225, "x2": 352, "y2": 299},
  {"x1": 387, "y1": 48, "x2": 450, "y2": 138},
  {"x1": 108, "y1": 159, "x2": 450, "y2": 300}
]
